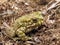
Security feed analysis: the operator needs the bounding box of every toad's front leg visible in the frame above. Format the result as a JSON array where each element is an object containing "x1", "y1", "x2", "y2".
[{"x1": 16, "y1": 28, "x2": 32, "y2": 41}]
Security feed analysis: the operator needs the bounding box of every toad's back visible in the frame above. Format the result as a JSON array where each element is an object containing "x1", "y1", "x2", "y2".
[{"x1": 13, "y1": 11, "x2": 43, "y2": 33}]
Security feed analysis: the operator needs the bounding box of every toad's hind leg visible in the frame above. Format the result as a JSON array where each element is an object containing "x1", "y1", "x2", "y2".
[{"x1": 16, "y1": 28, "x2": 32, "y2": 41}]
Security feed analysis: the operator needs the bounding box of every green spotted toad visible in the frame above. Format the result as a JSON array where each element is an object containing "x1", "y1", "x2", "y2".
[{"x1": 4, "y1": 11, "x2": 43, "y2": 41}]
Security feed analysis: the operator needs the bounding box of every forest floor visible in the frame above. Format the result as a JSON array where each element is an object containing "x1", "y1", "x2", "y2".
[{"x1": 0, "y1": 0, "x2": 60, "y2": 45}]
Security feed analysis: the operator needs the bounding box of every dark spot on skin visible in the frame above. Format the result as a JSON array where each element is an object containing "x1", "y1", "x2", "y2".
[{"x1": 32, "y1": 18, "x2": 37, "y2": 23}]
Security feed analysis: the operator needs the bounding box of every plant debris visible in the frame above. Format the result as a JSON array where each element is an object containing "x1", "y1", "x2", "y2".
[{"x1": 0, "y1": 0, "x2": 60, "y2": 45}]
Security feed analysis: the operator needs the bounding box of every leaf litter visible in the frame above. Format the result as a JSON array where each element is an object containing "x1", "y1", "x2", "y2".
[{"x1": 0, "y1": 0, "x2": 60, "y2": 45}]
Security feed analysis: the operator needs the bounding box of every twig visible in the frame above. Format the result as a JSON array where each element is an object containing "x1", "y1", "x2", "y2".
[
  {"x1": 42, "y1": 0, "x2": 60, "y2": 15},
  {"x1": 3, "y1": 22, "x2": 11, "y2": 29}
]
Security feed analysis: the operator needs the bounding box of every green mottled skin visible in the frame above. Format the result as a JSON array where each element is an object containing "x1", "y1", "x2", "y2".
[{"x1": 5, "y1": 11, "x2": 43, "y2": 41}]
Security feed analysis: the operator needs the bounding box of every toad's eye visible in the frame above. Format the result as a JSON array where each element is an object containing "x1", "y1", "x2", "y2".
[{"x1": 32, "y1": 18, "x2": 37, "y2": 23}]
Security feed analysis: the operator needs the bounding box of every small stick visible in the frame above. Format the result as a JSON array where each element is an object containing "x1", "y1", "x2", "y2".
[
  {"x1": 3, "y1": 22, "x2": 11, "y2": 29},
  {"x1": 42, "y1": 0, "x2": 60, "y2": 15}
]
